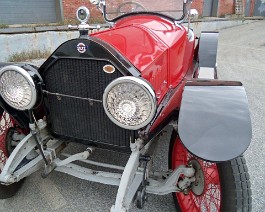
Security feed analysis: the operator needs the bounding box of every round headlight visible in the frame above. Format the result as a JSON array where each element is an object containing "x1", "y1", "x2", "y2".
[
  {"x1": 0, "y1": 65, "x2": 37, "y2": 111},
  {"x1": 76, "y1": 6, "x2": 90, "y2": 23},
  {"x1": 103, "y1": 77, "x2": 157, "y2": 130}
]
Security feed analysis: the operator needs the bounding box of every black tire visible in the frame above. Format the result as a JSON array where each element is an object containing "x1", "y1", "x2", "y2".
[
  {"x1": 0, "y1": 110, "x2": 25, "y2": 199},
  {"x1": 219, "y1": 156, "x2": 252, "y2": 211},
  {"x1": 0, "y1": 180, "x2": 25, "y2": 199},
  {"x1": 169, "y1": 130, "x2": 252, "y2": 212}
]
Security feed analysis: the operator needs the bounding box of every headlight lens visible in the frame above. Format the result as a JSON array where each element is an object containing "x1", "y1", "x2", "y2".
[
  {"x1": 0, "y1": 65, "x2": 37, "y2": 110},
  {"x1": 76, "y1": 6, "x2": 90, "y2": 23},
  {"x1": 103, "y1": 77, "x2": 156, "y2": 130}
]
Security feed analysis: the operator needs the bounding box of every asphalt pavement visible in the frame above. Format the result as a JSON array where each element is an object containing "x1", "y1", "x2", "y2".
[
  {"x1": 0, "y1": 20, "x2": 265, "y2": 212},
  {"x1": 217, "y1": 20, "x2": 265, "y2": 212}
]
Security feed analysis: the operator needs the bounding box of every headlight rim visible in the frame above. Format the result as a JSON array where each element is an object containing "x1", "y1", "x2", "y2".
[
  {"x1": 103, "y1": 76, "x2": 157, "y2": 130},
  {"x1": 0, "y1": 65, "x2": 37, "y2": 111},
  {"x1": 76, "y1": 6, "x2": 90, "y2": 23}
]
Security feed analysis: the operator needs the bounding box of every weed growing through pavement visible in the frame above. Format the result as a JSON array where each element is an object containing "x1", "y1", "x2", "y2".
[{"x1": 8, "y1": 50, "x2": 51, "y2": 62}]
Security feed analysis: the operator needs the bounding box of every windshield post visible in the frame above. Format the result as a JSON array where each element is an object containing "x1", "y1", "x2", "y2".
[{"x1": 186, "y1": 0, "x2": 192, "y2": 31}]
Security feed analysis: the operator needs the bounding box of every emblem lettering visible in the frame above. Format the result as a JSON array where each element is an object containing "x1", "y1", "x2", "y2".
[{"x1": 77, "y1": 43, "x2": 87, "y2": 53}]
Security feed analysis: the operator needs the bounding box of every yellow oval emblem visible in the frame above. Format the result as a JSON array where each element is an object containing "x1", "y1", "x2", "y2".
[{"x1": 103, "y1": 65, "x2": 115, "y2": 74}]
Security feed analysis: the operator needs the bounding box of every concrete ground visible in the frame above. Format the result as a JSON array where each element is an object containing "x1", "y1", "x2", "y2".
[
  {"x1": 0, "y1": 20, "x2": 264, "y2": 211},
  {"x1": 217, "y1": 20, "x2": 265, "y2": 212}
]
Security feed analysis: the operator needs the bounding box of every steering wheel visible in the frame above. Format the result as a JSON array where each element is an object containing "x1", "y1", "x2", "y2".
[{"x1": 117, "y1": 2, "x2": 146, "y2": 15}]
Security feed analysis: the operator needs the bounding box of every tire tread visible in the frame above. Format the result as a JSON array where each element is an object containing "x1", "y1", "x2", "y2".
[{"x1": 220, "y1": 156, "x2": 252, "y2": 212}]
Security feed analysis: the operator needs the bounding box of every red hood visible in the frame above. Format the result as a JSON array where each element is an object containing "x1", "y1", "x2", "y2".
[
  {"x1": 93, "y1": 15, "x2": 186, "y2": 72},
  {"x1": 92, "y1": 15, "x2": 187, "y2": 102}
]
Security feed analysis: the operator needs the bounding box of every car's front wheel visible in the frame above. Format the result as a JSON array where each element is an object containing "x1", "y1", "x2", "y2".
[
  {"x1": 169, "y1": 130, "x2": 252, "y2": 212},
  {"x1": 0, "y1": 109, "x2": 25, "y2": 199}
]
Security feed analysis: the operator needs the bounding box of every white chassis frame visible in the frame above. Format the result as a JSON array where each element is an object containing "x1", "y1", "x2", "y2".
[{"x1": 0, "y1": 119, "x2": 195, "y2": 211}]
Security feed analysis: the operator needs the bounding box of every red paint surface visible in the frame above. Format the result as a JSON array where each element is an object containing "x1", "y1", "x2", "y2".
[{"x1": 93, "y1": 15, "x2": 194, "y2": 104}]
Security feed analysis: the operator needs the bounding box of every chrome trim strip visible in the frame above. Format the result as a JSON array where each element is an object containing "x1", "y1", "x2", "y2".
[{"x1": 42, "y1": 90, "x2": 103, "y2": 103}]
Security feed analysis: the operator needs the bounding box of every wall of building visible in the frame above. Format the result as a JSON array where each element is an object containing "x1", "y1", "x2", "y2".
[
  {"x1": 0, "y1": 0, "x2": 61, "y2": 25},
  {"x1": 192, "y1": 0, "x2": 204, "y2": 16},
  {"x1": 0, "y1": 19, "x2": 256, "y2": 62},
  {"x1": 61, "y1": 0, "x2": 262, "y2": 20},
  {"x1": 192, "y1": 0, "x2": 236, "y2": 17},
  {"x1": 62, "y1": 0, "x2": 186, "y2": 22},
  {"x1": 62, "y1": 0, "x2": 103, "y2": 23},
  {"x1": 218, "y1": 0, "x2": 235, "y2": 17}
]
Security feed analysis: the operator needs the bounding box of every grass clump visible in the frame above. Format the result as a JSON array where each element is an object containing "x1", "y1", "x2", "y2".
[
  {"x1": 0, "y1": 24, "x2": 9, "y2": 29},
  {"x1": 8, "y1": 50, "x2": 51, "y2": 62}
]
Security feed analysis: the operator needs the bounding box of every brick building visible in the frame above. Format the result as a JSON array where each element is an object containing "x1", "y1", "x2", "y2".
[
  {"x1": 62, "y1": 0, "x2": 103, "y2": 23},
  {"x1": 0, "y1": 0, "x2": 263, "y2": 25},
  {"x1": 62, "y1": 0, "x2": 244, "y2": 21},
  {"x1": 192, "y1": 0, "x2": 265, "y2": 18}
]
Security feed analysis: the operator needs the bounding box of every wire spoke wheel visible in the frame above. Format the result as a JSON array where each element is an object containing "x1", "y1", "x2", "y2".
[
  {"x1": 169, "y1": 130, "x2": 252, "y2": 212},
  {"x1": 172, "y1": 137, "x2": 221, "y2": 212},
  {"x1": 0, "y1": 111, "x2": 14, "y2": 171},
  {"x1": 0, "y1": 109, "x2": 25, "y2": 199}
]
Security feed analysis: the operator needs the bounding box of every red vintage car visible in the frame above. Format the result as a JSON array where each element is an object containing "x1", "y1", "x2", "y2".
[{"x1": 0, "y1": 0, "x2": 252, "y2": 211}]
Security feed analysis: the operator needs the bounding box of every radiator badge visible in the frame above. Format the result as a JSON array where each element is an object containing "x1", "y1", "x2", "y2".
[
  {"x1": 103, "y1": 65, "x2": 115, "y2": 74},
  {"x1": 77, "y1": 43, "x2": 87, "y2": 53}
]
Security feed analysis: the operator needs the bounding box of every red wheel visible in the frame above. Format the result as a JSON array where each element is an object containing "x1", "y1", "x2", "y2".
[
  {"x1": 0, "y1": 110, "x2": 25, "y2": 199},
  {"x1": 0, "y1": 111, "x2": 14, "y2": 170},
  {"x1": 169, "y1": 130, "x2": 252, "y2": 212}
]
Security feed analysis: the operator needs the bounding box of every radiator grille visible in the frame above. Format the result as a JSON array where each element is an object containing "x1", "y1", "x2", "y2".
[{"x1": 43, "y1": 58, "x2": 135, "y2": 149}]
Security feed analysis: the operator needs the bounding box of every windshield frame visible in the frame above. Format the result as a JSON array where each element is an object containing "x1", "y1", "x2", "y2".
[{"x1": 100, "y1": 0, "x2": 188, "y2": 23}]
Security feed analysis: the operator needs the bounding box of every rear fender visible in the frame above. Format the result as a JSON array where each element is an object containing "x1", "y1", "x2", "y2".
[
  {"x1": 195, "y1": 32, "x2": 219, "y2": 79},
  {"x1": 178, "y1": 80, "x2": 252, "y2": 162}
]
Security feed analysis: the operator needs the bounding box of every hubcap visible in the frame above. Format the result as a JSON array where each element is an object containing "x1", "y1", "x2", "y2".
[{"x1": 171, "y1": 137, "x2": 221, "y2": 212}]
